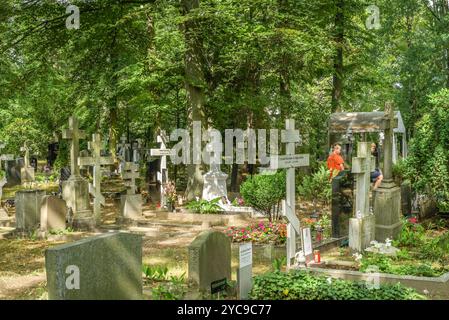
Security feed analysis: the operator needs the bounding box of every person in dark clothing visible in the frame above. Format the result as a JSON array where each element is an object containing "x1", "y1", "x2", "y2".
[{"x1": 370, "y1": 143, "x2": 383, "y2": 190}]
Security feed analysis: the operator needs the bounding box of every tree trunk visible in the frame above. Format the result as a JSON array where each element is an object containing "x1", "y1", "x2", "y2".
[
  {"x1": 182, "y1": 0, "x2": 206, "y2": 201},
  {"x1": 331, "y1": 0, "x2": 344, "y2": 113}
]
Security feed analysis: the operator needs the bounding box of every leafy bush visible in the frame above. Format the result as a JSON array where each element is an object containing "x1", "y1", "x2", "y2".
[
  {"x1": 359, "y1": 253, "x2": 446, "y2": 277},
  {"x1": 240, "y1": 170, "x2": 286, "y2": 221},
  {"x1": 393, "y1": 219, "x2": 426, "y2": 247},
  {"x1": 297, "y1": 163, "x2": 331, "y2": 205},
  {"x1": 249, "y1": 270, "x2": 426, "y2": 300},
  {"x1": 185, "y1": 197, "x2": 222, "y2": 214},
  {"x1": 404, "y1": 89, "x2": 449, "y2": 212},
  {"x1": 224, "y1": 221, "x2": 287, "y2": 245}
]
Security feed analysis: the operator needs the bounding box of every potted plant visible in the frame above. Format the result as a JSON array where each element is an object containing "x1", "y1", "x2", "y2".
[{"x1": 164, "y1": 180, "x2": 177, "y2": 212}]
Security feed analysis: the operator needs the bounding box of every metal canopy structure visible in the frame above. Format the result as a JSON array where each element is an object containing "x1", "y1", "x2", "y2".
[{"x1": 328, "y1": 111, "x2": 407, "y2": 163}]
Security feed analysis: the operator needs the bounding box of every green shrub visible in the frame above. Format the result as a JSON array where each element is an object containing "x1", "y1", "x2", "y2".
[
  {"x1": 404, "y1": 89, "x2": 449, "y2": 212},
  {"x1": 249, "y1": 270, "x2": 425, "y2": 300},
  {"x1": 297, "y1": 163, "x2": 331, "y2": 206},
  {"x1": 240, "y1": 170, "x2": 286, "y2": 221},
  {"x1": 393, "y1": 220, "x2": 426, "y2": 247},
  {"x1": 185, "y1": 197, "x2": 222, "y2": 214}
]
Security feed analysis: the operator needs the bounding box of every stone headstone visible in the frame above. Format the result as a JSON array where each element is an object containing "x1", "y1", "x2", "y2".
[
  {"x1": 5, "y1": 159, "x2": 21, "y2": 187},
  {"x1": 201, "y1": 133, "x2": 228, "y2": 201},
  {"x1": 237, "y1": 243, "x2": 253, "y2": 299},
  {"x1": 15, "y1": 190, "x2": 46, "y2": 232},
  {"x1": 40, "y1": 196, "x2": 67, "y2": 233},
  {"x1": 45, "y1": 232, "x2": 142, "y2": 300},
  {"x1": 188, "y1": 230, "x2": 231, "y2": 291},
  {"x1": 401, "y1": 180, "x2": 412, "y2": 216},
  {"x1": 119, "y1": 162, "x2": 143, "y2": 223}
]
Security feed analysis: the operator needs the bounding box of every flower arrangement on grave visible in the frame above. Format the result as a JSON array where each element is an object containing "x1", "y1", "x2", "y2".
[
  {"x1": 224, "y1": 221, "x2": 287, "y2": 245},
  {"x1": 163, "y1": 181, "x2": 177, "y2": 205},
  {"x1": 231, "y1": 197, "x2": 245, "y2": 207}
]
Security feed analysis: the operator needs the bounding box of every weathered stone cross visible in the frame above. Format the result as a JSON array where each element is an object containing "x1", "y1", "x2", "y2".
[
  {"x1": 349, "y1": 141, "x2": 376, "y2": 252},
  {"x1": 78, "y1": 133, "x2": 114, "y2": 222},
  {"x1": 62, "y1": 116, "x2": 86, "y2": 178},
  {"x1": 380, "y1": 103, "x2": 398, "y2": 184},
  {"x1": 123, "y1": 162, "x2": 140, "y2": 195},
  {"x1": 20, "y1": 141, "x2": 31, "y2": 168}
]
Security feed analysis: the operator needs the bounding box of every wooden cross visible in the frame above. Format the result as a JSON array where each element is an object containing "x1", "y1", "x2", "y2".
[
  {"x1": 78, "y1": 133, "x2": 114, "y2": 221},
  {"x1": 150, "y1": 131, "x2": 171, "y2": 207},
  {"x1": 123, "y1": 162, "x2": 140, "y2": 195},
  {"x1": 276, "y1": 119, "x2": 310, "y2": 269},
  {"x1": 351, "y1": 142, "x2": 375, "y2": 218},
  {"x1": 62, "y1": 116, "x2": 86, "y2": 177}
]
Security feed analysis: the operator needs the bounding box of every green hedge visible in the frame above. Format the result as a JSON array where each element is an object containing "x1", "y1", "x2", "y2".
[{"x1": 250, "y1": 270, "x2": 426, "y2": 300}]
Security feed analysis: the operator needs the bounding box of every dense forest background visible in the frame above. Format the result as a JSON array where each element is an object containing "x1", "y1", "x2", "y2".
[{"x1": 0, "y1": 0, "x2": 448, "y2": 204}]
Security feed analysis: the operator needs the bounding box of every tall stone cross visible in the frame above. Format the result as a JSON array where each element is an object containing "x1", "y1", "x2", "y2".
[
  {"x1": 381, "y1": 103, "x2": 398, "y2": 184},
  {"x1": 20, "y1": 141, "x2": 31, "y2": 168},
  {"x1": 118, "y1": 134, "x2": 131, "y2": 162},
  {"x1": 62, "y1": 116, "x2": 86, "y2": 178},
  {"x1": 349, "y1": 141, "x2": 376, "y2": 252},
  {"x1": 78, "y1": 134, "x2": 114, "y2": 222},
  {"x1": 275, "y1": 119, "x2": 310, "y2": 269},
  {"x1": 351, "y1": 142, "x2": 375, "y2": 218},
  {"x1": 150, "y1": 131, "x2": 172, "y2": 207},
  {"x1": 123, "y1": 162, "x2": 140, "y2": 195}
]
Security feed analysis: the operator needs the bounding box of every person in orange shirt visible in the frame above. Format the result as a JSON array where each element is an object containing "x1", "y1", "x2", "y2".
[{"x1": 327, "y1": 143, "x2": 345, "y2": 180}]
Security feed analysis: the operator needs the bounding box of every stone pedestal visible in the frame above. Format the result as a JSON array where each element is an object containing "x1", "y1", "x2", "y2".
[
  {"x1": 119, "y1": 194, "x2": 143, "y2": 222},
  {"x1": 374, "y1": 183, "x2": 402, "y2": 242},
  {"x1": 349, "y1": 215, "x2": 375, "y2": 252},
  {"x1": 15, "y1": 189, "x2": 46, "y2": 232},
  {"x1": 20, "y1": 166, "x2": 35, "y2": 184},
  {"x1": 62, "y1": 176, "x2": 94, "y2": 229},
  {"x1": 202, "y1": 171, "x2": 228, "y2": 201}
]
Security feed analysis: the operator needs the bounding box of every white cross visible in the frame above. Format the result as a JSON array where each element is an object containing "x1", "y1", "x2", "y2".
[
  {"x1": 277, "y1": 119, "x2": 310, "y2": 269},
  {"x1": 78, "y1": 133, "x2": 114, "y2": 222}
]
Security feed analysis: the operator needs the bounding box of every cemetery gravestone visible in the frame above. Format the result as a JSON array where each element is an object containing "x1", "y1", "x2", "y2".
[
  {"x1": 62, "y1": 116, "x2": 94, "y2": 229},
  {"x1": 78, "y1": 134, "x2": 114, "y2": 223},
  {"x1": 40, "y1": 195, "x2": 67, "y2": 234},
  {"x1": 188, "y1": 230, "x2": 231, "y2": 291},
  {"x1": 4, "y1": 159, "x2": 21, "y2": 187},
  {"x1": 45, "y1": 232, "x2": 142, "y2": 300},
  {"x1": 349, "y1": 141, "x2": 376, "y2": 252},
  {"x1": 15, "y1": 189, "x2": 46, "y2": 232},
  {"x1": 374, "y1": 104, "x2": 402, "y2": 241},
  {"x1": 119, "y1": 162, "x2": 143, "y2": 222}
]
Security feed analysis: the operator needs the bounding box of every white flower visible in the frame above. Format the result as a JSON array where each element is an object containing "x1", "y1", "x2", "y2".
[
  {"x1": 423, "y1": 289, "x2": 429, "y2": 295},
  {"x1": 326, "y1": 277, "x2": 332, "y2": 285},
  {"x1": 352, "y1": 253, "x2": 363, "y2": 262}
]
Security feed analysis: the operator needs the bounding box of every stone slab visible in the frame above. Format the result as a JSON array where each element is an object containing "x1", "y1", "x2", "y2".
[{"x1": 45, "y1": 232, "x2": 142, "y2": 300}]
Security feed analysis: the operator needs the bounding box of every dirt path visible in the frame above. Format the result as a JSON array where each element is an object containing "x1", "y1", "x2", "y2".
[{"x1": 0, "y1": 273, "x2": 46, "y2": 299}]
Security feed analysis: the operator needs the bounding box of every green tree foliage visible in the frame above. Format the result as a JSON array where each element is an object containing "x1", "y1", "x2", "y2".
[
  {"x1": 240, "y1": 170, "x2": 286, "y2": 221},
  {"x1": 404, "y1": 89, "x2": 449, "y2": 211}
]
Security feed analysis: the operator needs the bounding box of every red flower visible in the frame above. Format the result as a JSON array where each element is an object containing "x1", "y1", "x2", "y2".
[{"x1": 409, "y1": 217, "x2": 418, "y2": 224}]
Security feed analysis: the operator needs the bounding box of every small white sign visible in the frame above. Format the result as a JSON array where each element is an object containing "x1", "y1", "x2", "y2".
[
  {"x1": 150, "y1": 149, "x2": 174, "y2": 156},
  {"x1": 239, "y1": 243, "x2": 252, "y2": 268},
  {"x1": 270, "y1": 154, "x2": 310, "y2": 169},
  {"x1": 302, "y1": 228, "x2": 313, "y2": 256}
]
